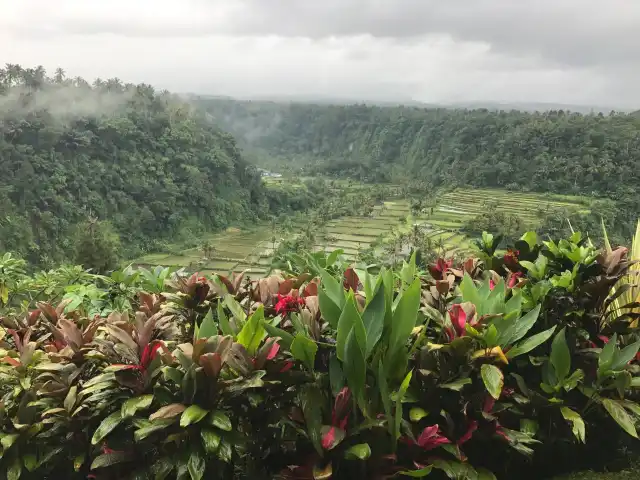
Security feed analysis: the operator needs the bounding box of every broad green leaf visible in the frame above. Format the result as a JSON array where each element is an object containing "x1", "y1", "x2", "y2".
[
  {"x1": 611, "y1": 341, "x2": 640, "y2": 371},
  {"x1": 290, "y1": 334, "x2": 318, "y2": 370},
  {"x1": 318, "y1": 288, "x2": 342, "y2": 329},
  {"x1": 550, "y1": 327, "x2": 571, "y2": 383},
  {"x1": 224, "y1": 294, "x2": 247, "y2": 323},
  {"x1": 362, "y1": 283, "x2": 385, "y2": 357},
  {"x1": 603, "y1": 398, "x2": 638, "y2": 438},
  {"x1": 121, "y1": 394, "x2": 153, "y2": 418},
  {"x1": 399, "y1": 467, "x2": 433, "y2": 477},
  {"x1": 389, "y1": 278, "x2": 421, "y2": 355},
  {"x1": 90, "y1": 452, "x2": 131, "y2": 470},
  {"x1": 410, "y1": 407, "x2": 429, "y2": 422},
  {"x1": 1, "y1": 434, "x2": 19, "y2": 450},
  {"x1": 134, "y1": 419, "x2": 174, "y2": 441},
  {"x1": 201, "y1": 429, "x2": 221, "y2": 453},
  {"x1": 599, "y1": 333, "x2": 617, "y2": 372},
  {"x1": 217, "y1": 441, "x2": 233, "y2": 463},
  {"x1": 395, "y1": 371, "x2": 413, "y2": 440},
  {"x1": 329, "y1": 355, "x2": 345, "y2": 395},
  {"x1": 560, "y1": 407, "x2": 586, "y2": 443},
  {"x1": 336, "y1": 293, "x2": 366, "y2": 361},
  {"x1": 198, "y1": 309, "x2": 217, "y2": 339},
  {"x1": 320, "y1": 268, "x2": 346, "y2": 309},
  {"x1": 300, "y1": 384, "x2": 324, "y2": 455},
  {"x1": 326, "y1": 249, "x2": 343, "y2": 267},
  {"x1": 506, "y1": 326, "x2": 556, "y2": 359},
  {"x1": 187, "y1": 451, "x2": 206, "y2": 480},
  {"x1": 151, "y1": 458, "x2": 174, "y2": 480},
  {"x1": 91, "y1": 410, "x2": 123, "y2": 445},
  {"x1": 440, "y1": 378, "x2": 472, "y2": 391},
  {"x1": 217, "y1": 301, "x2": 234, "y2": 336},
  {"x1": 64, "y1": 385, "x2": 78, "y2": 412},
  {"x1": 236, "y1": 306, "x2": 265, "y2": 355},
  {"x1": 520, "y1": 231, "x2": 538, "y2": 249},
  {"x1": 481, "y1": 364, "x2": 503, "y2": 400},
  {"x1": 262, "y1": 322, "x2": 294, "y2": 350},
  {"x1": 378, "y1": 360, "x2": 394, "y2": 441},
  {"x1": 460, "y1": 274, "x2": 482, "y2": 308},
  {"x1": 22, "y1": 453, "x2": 37, "y2": 472},
  {"x1": 209, "y1": 411, "x2": 232, "y2": 431},
  {"x1": 507, "y1": 304, "x2": 542, "y2": 344},
  {"x1": 7, "y1": 458, "x2": 21, "y2": 480},
  {"x1": 344, "y1": 327, "x2": 367, "y2": 412},
  {"x1": 344, "y1": 443, "x2": 371, "y2": 460},
  {"x1": 180, "y1": 405, "x2": 209, "y2": 427}
]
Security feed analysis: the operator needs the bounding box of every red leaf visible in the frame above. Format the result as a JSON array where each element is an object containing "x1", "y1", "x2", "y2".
[{"x1": 343, "y1": 268, "x2": 359, "y2": 292}]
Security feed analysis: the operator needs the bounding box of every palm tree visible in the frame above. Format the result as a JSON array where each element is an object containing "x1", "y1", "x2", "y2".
[{"x1": 54, "y1": 67, "x2": 66, "y2": 84}]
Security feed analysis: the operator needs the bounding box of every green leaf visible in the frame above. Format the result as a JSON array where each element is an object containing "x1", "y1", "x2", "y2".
[
  {"x1": 320, "y1": 268, "x2": 346, "y2": 309},
  {"x1": 299, "y1": 384, "x2": 324, "y2": 455},
  {"x1": 481, "y1": 364, "x2": 504, "y2": 400},
  {"x1": 150, "y1": 403, "x2": 186, "y2": 421},
  {"x1": 262, "y1": 322, "x2": 295, "y2": 350},
  {"x1": 410, "y1": 407, "x2": 429, "y2": 422},
  {"x1": 64, "y1": 385, "x2": 78, "y2": 412},
  {"x1": 550, "y1": 327, "x2": 571, "y2": 383},
  {"x1": 599, "y1": 333, "x2": 617, "y2": 372},
  {"x1": 134, "y1": 419, "x2": 174, "y2": 441},
  {"x1": 1, "y1": 433, "x2": 19, "y2": 450},
  {"x1": 7, "y1": 458, "x2": 21, "y2": 480},
  {"x1": 187, "y1": 451, "x2": 206, "y2": 480},
  {"x1": 603, "y1": 398, "x2": 638, "y2": 438},
  {"x1": 201, "y1": 429, "x2": 221, "y2": 453},
  {"x1": 612, "y1": 341, "x2": 640, "y2": 371},
  {"x1": 344, "y1": 443, "x2": 371, "y2": 460},
  {"x1": 507, "y1": 304, "x2": 542, "y2": 345},
  {"x1": 237, "y1": 305, "x2": 265, "y2": 355},
  {"x1": 362, "y1": 283, "x2": 385, "y2": 357},
  {"x1": 217, "y1": 441, "x2": 233, "y2": 463},
  {"x1": 520, "y1": 231, "x2": 538, "y2": 249},
  {"x1": 121, "y1": 394, "x2": 154, "y2": 418},
  {"x1": 506, "y1": 326, "x2": 556, "y2": 359},
  {"x1": 180, "y1": 405, "x2": 209, "y2": 427},
  {"x1": 460, "y1": 274, "x2": 482, "y2": 307},
  {"x1": 290, "y1": 334, "x2": 318, "y2": 370},
  {"x1": 440, "y1": 378, "x2": 472, "y2": 391},
  {"x1": 151, "y1": 458, "x2": 174, "y2": 480},
  {"x1": 198, "y1": 309, "x2": 218, "y2": 339},
  {"x1": 91, "y1": 410, "x2": 123, "y2": 445},
  {"x1": 224, "y1": 294, "x2": 246, "y2": 323},
  {"x1": 560, "y1": 407, "x2": 586, "y2": 443},
  {"x1": 90, "y1": 452, "x2": 131, "y2": 470},
  {"x1": 22, "y1": 454, "x2": 37, "y2": 472},
  {"x1": 217, "y1": 301, "x2": 234, "y2": 336},
  {"x1": 344, "y1": 327, "x2": 367, "y2": 412},
  {"x1": 336, "y1": 292, "x2": 366, "y2": 361},
  {"x1": 318, "y1": 288, "x2": 342, "y2": 329},
  {"x1": 378, "y1": 360, "x2": 394, "y2": 441},
  {"x1": 395, "y1": 371, "x2": 413, "y2": 440},
  {"x1": 399, "y1": 467, "x2": 433, "y2": 477},
  {"x1": 389, "y1": 278, "x2": 421, "y2": 355},
  {"x1": 209, "y1": 411, "x2": 232, "y2": 431}
]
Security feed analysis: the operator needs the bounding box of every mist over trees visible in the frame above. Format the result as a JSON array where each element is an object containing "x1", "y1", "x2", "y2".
[{"x1": 0, "y1": 65, "x2": 288, "y2": 269}]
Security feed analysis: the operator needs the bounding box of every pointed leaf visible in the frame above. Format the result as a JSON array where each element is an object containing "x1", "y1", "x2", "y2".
[
  {"x1": 481, "y1": 364, "x2": 503, "y2": 400},
  {"x1": 603, "y1": 398, "x2": 638, "y2": 438},
  {"x1": 201, "y1": 429, "x2": 221, "y2": 453},
  {"x1": 187, "y1": 451, "x2": 206, "y2": 480},
  {"x1": 237, "y1": 306, "x2": 265, "y2": 355},
  {"x1": 180, "y1": 405, "x2": 209, "y2": 427},
  {"x1": 209, "y1": 411, "x2": 232, "y2": 431},
  {"x1": 121, "y1": 394, "x2": 153, "y2": 418},
  {"x1": 344, "y1": 443, "x2": 371, "y2": 460},
  {"x1": 91, "y1": 410, "x2": 123, "y2": 445},
  {"x1": 198, "y1": 309, "x2": 217, "y2": 339},
  {"x1": 362, "y1": 283, "x2": 385, "y2": 357},
  {"x1": 290, "y1": 334, "x2": 318, "y2": 370},
  {"x1": 550, "y1": 327, "x2": 571, "y2": 383},
  {"x1": 506, "y1": 326, "x2": 556, "y2": 359},
  {"x1": 149, "y1": 403, "x2": 186, "y2": 421},
  {"x1": 389, "y1": 278, "x2": 421, "y2": 355},
  {"x1": 560, "y1": 407, "x2": 586, "y2": 443}
]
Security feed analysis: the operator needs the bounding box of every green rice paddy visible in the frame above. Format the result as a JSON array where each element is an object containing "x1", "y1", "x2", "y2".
[{"x1": 134, "y1": 186, "x2": 589, "y2": 277}]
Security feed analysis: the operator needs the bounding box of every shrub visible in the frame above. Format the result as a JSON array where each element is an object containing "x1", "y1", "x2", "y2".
[{"x1": 0, "y1": 230, "x2": 638, "y2": 479}]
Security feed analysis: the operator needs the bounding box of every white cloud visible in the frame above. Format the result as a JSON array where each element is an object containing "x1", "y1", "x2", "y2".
[{"x1": 0, "y1": 0, "x2": 638, "y2": 107}]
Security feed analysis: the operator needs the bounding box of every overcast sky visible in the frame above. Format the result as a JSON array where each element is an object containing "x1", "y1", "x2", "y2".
[{"x1": 2, "y1": 0, "x2": 639, "y2": 107}]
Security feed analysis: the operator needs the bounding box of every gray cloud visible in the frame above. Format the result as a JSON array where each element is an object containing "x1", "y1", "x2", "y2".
[{"x1": 1, "y1": 0, "x2": 639, "y2": 108}]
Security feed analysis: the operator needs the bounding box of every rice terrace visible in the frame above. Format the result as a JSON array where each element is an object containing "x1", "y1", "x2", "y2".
[{"x1": 135, "y1": 181, "x2": 589, "y2": 277}]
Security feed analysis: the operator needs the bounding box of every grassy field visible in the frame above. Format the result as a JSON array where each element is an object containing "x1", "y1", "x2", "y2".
[{"x1": 133, "y1": 186, "x2": 589, "y2": 276}]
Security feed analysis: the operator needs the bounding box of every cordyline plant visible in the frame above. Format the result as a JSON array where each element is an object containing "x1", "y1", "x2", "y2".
[{"x1": 0, "y1": 229, "x2": 638, "y2": 480}]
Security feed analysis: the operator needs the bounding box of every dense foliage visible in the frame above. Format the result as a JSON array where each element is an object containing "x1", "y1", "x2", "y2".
[
  {"x1": 0, "y1": 65, "x2": 298, "y2": 269},
  {"x1": 0, "y1": 228, "x2": 639, "y2": 479},
  {"x1": 203, "y1": 98, "x2": 640, "y2": 240}
]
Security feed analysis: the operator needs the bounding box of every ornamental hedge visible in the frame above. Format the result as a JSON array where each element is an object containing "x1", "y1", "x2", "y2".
[{"x1": 0, "y1": 230, "x2": 638, "y2": 479}]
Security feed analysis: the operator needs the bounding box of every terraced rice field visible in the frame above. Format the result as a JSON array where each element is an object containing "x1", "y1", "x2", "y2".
[{"x1": 134, "y1": 186, "x2": 589, "y2": 276}]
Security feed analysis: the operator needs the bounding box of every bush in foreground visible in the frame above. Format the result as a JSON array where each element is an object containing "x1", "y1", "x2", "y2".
[{"x1": 0, "y1": 231, "x2": 639, "y2": 479}]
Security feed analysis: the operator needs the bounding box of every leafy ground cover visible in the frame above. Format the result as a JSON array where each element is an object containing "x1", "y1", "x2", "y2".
[{"x1": 0, "y1": 228, "x2": 638, "y2": 479}]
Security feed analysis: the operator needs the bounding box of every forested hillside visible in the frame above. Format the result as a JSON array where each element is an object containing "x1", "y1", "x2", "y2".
[
  {"x1": 0, "y1": 66, "x2": 295, "y2": 269},
  {"x1": 203, "y1": 98, "x2": 640, "y2": 198}
]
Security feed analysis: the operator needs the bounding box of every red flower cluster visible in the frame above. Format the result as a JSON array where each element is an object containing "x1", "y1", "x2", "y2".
[
  {"x1": 274, "y1": 294, "x2": 305, "y2": 315},
  {"x1": 503, "y1": 249, "x2": 520, "y2": 268}
]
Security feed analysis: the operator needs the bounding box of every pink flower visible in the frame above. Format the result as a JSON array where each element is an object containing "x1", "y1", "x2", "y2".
[{"x1": 416, "y1": 425, "x2": 451, "y2": 451}]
